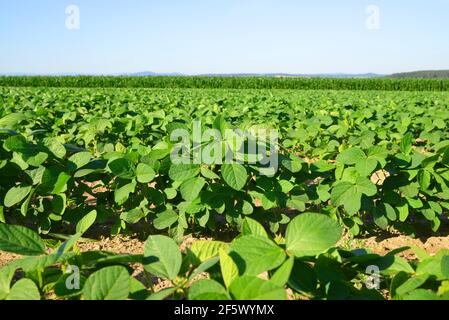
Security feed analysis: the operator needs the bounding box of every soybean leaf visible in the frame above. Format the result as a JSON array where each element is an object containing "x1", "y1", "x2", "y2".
[
  {"x1": 285, "y1": 213, "x2": 342, "y2": 257},
  {"x1": 83, "y1": 266, "x2": 130, "y2": 300},
  {"x1": 400, "y1": 133, "x2": 414, "y2": 155},
  {"x1": 4, "y1": 185, "x2": 32, "y2": 208},
  {"x1": 219, "y1": 249, "x2": 239, "y2": 288},
  {"x1": 147, "y1": 287, "x2": 176, "y2": 300},
  {"x1": 229, "y1": 276, "x2": 286, "y2": 300},
  {"x1": 0, "y1": 224, "x2": 46, "y2": 256},
  {"x1": 241, "y1": 217, "x2": 268, "y2": 238},
  {"x1": 190, "y1": 241, "x2": 229, "y2": 263},
  {"x1": 144, "y1": 235, "x2": 181, "y2": 280},
  {"x1": 6, "y1": 279, "x2": 40, "y2": 300},
  {"x1": 180, "y1": 177, "x2": 206, "y2": 201},
  {"x1": 229, "y1": 235, "x2": 286, "y2": 275},
  {"x1": 221, "y1": 163, "x2": 247, "y2": 191},
  {"x1": 153, "y1": 210, "x2": 178, "y2": 230},
  {"x1": 270, "y1": 257, "x2": 294, "y2": 287},
  {"x1": 0, "y1": 266, "x2": 15, "y2": 299},
  {"x1": 43, "y1": 137, "x2": 66, "y2": 159},
  {"x1": 108, "y1": 158, "x2": 135, "y2": 180},
  {"x1": 76, "y1": 210, "x2": 97, "y2": 234},
  {"x1": 169, "y1": 163, "x2": 200, "y2": 182},
  {"x1": 189, "y1": 279, "x2": 230, "y2": 300},
  {"x1": 136, "y1": 163, "x2": 155, "y2": 183}
]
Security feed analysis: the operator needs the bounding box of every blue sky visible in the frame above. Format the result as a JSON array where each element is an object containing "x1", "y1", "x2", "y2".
[{"x1": 1, "y1": 0, "x2": 449, "y2": 75}]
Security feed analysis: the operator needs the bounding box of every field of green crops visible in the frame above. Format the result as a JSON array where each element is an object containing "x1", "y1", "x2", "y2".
[{"x1": 1, "y1": 82, "x2": 449, "y2": 300}]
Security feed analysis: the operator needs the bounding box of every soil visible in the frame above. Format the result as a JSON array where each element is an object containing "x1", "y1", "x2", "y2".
[
  {"x1": 351, "y1": 234, "x2": 449, "y2": 260},
  {"x1": 0, "y1": 252, "x2": 21, "y2": 268}
]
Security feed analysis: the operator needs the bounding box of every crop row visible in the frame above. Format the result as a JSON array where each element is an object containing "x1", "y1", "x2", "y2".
[
  {"x1": 1, "y1": 76, "x2": 449, "y2": 91},
  {"x1": 0, "y1": 88, "x2": 448, "y2": 237},
  {"x1": 1, "y1": 214, "x2": 448, "y2": 300}
]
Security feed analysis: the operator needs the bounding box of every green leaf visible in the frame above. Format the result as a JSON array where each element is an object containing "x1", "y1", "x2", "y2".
[
  {"x1": 229, "y1": 276, "x2": 286, "y2": 300},
  {"x1": 6, "y1": 279, "x2": 40, "y2": 300},
  {"x1": 136, "y1": 163, "x2": 155, "y2": 184},
  {"x1": 219, "y1": 249, "x2": 239, "y2": 288},
  {"x1": 331, "y1": 178, "x2": 376, "y2": 215},
  {"x1": 147, "y1": 287, "x2": 176, "y2": 300},
  {"x1": 281, "y1": 156, "x2": 304, "y2": 173},
  {"x1": 189, "y1": 257, "x2": 219, "y2": 282},
  {"x1": 270, "y1": 257, "x2": 294, "y2": 287},
  {"x1": 43, "y1": 137, "x2": 66, "y2": 159},
  {"x1": 52, "y1": 172, "x2": 71, "y2": 194},
  {"x1": 120, "y1": 208, "x2": 146, "y2": 224},
  {"x1": 114, "y1": 180, "x2": 136, "y2": 205},
  {"x1": 375, "y1": 255, "x2": 414, "y2": 275},
  {"x1": 396, "y1": 274, "x2": 429, "y2": 296},
  {"x1": 108, "y1": 158, "x2": 135, "y2": 180},
  {"x1": 278, "y1": 180, "x2": 294, "y2": 193},
  {"x1": 331, "y1": 181, "x2": 360, "y2": 215},
  {"x1": 169, "y1": 163, "x2": 200, "y2": 182},
  {"x1": 153, "y1": 210, "x2": 178, "y2": 230},
  {"x1": 418, "y1": 169, "x2": 431, "y2": 190},
  {"x1": 221, "y1": 163, "x2": 247, "y2": 191},
  {"x1": 76, "y1": 210, "x2": 97, "y2": 234},
  {"x1": 200, "y1": 167, "x2": 220, "y2": 180},
  {"x1": 52, "y1": 194, "x2": 67, "y2": 216},
  {"x1": 68, "y1": 152, "x2": 92, "y2": 171},
  {"x1": 190, "y1": 241, "x2": 229, "y2": 262},
  {"x1": 164, "y1": 188, "x2": 177, "y2": 200},
  {"x1": 0, "y1": 113, "x2": 27, "y2": 129},
  {"x1": 0, "y1": 224, "x2": 46, "y2": 255},
  {"x1": 230, "y1": 235, "x2": 286, "y2": 275},
  {"x1": 144, "y1": 235, "x2": 181, "y2": 280},
  {"x1": 397, "y1": 202, "x2": 409, "y2": 222},
  {"x1": 56, "y1": 233, "x2": 82, "y2": 255},
  {"x1": 442, "y1": 256, "x2": 449, "y2": 279},
  {"x1": 336, "y1": 148, "x2": 365, "y2": 165},
  {"x1": 403, "y1": 289, "x2": 440, "y2": 300},
  {"x1": 180, "y1": 177, "x2": 206, "y2": 201},
  {"x1": 288, "y1": 260, "x2": 317, "y2": 294},
  {"x1": 373, "y1": 208, "x2": 389, "y2": 229},
  {"x1": 0, "y1": 266, "x2": 15, "y2": 299},
  {"x1": 355, "y1": 157, "x2": 378, "y2": 176},
  {"x1": 26, "y1": 166, "x2": 45, "y2": 185},
  {"x1": 83, "y1": 266, "x2": 130, "y2": 300},
  {"x1": 400, "y1": 133, "x2": 413, "y2": 155},
  {"x1": 3, "y1": 135, "x2": 28, "y2": 152},
  {"x1": 356, "y1": 177, "x2": 378, "y2": 196},
  {"x1": 4, "y1": 185, "x2": 32, "y2": 208},
  {"x1": 8, "y1": 252, "x2": 71, "y2": 273},
  {"x1": 241, "y1": 217, "x2": 268, "y2": 238},
  {"x1": 213, "y1": 115, "x2": 227, "y2": 136},
  {"x1": 189, "y1": 279, "x2": 230, "y2": 300},
  {"x1": 442, "y1": 148, "x2": 449, "y2": 166},
  {"x1": 285, "y1": 213, "x2": 342, "y2": 257}
]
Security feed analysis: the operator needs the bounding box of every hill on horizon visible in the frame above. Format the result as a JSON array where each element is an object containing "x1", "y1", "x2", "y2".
[{"x1": 391, "y1": 70, "x2": 449, "y2": 79}]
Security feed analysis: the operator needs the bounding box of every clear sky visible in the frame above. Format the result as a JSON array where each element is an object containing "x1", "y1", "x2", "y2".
[{"x1": 1, "y1": 0, "x2": 449, "y2": 75}]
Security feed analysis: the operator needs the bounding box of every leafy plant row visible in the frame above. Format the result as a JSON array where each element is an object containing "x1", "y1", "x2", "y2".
[
  {"x1": 1, "y1": 213, "x2": 448, "y2": 300},
  {"x1": 1, "y1": 87, "x2": 449, "y2": 236},
  {"x1": 1, "y1": 117, "x2": 448, "y2": 237}
]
